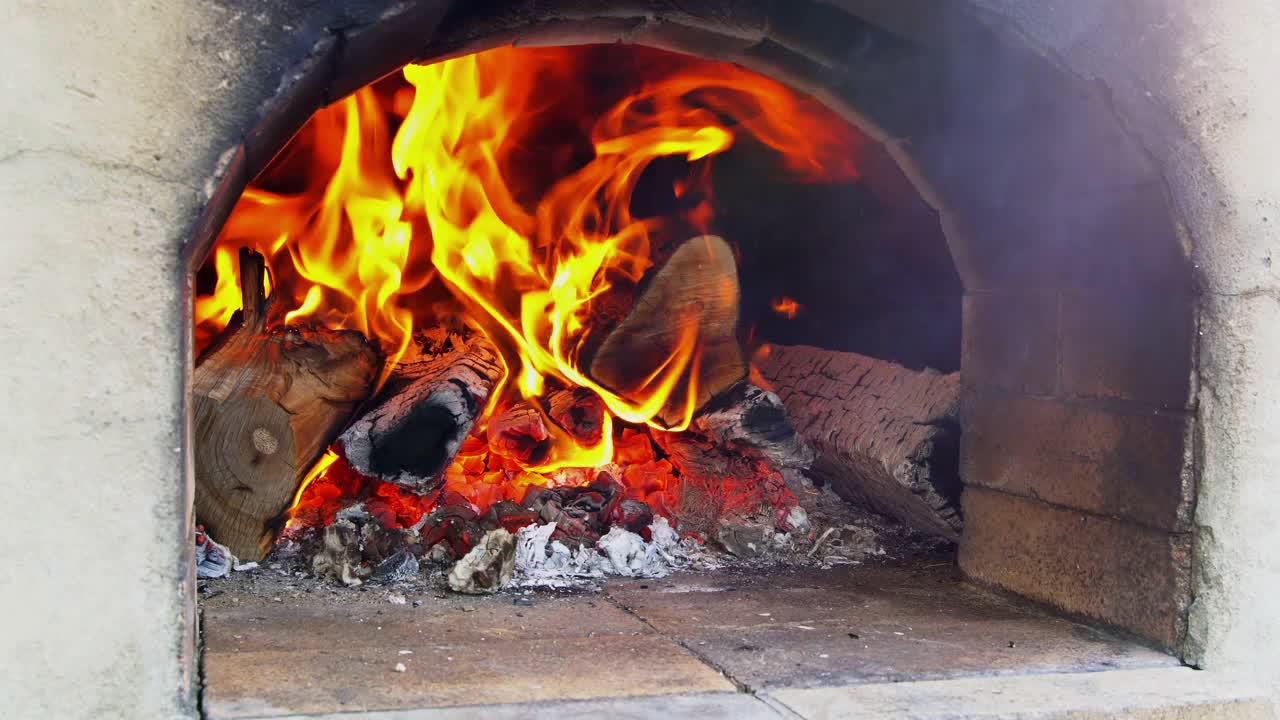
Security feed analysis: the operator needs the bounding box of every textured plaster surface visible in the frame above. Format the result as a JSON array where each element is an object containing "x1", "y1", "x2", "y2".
[
  {"x1": 0, "y1": 1, "x2": 385, "y2": 718},
  {"x1": 1, "y1": 3, "x2": 208, "y2": 717},
  {"x1": 969, "y1": 0, "x2": 1280, "y2": 702},
  {"x1": 0, "y1": 1, "x2": 425, "y2": 717}
]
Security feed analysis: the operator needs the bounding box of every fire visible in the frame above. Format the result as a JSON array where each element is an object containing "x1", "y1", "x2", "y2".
[
  {"x1": 196, "y1": 45, "x2": 857, "y2": 510},
  {"x1": 771, "y1": 296, "x2": 803, "y2": 319}
]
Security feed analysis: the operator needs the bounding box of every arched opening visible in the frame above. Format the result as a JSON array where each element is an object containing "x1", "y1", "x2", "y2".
[{"x1": 185, "y1": 2, "x2": 1196, "y2": 713}]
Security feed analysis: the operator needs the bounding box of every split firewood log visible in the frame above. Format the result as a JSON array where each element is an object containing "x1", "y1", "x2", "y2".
[
  {"x1": 338, "y1": 331, "x2": 503, "y2": 492},
  {"x1": 487, "y1": 401, "x2": 550, "y2": 465},
  {"x1": 755, "y1": 344, "x2": 962, "y2": 540},
  {"x1": 194, "y1": 248, "x2": 382, "y2": 561},
  {"x1": 588, "y1": 235, "x2": 746, "y2": 427},
  {"x1": 545, "y1": 387, "x2": 606, "y2": 445}
]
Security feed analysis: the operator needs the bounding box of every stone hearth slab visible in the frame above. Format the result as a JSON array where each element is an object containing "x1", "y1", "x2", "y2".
[
  {"x1": 203, "y1": 594, "x2": 733, "y2": 718},
  {"x1": 231, "y1": 692, "x2": 786, "y2": 720},
  {"x1": 202, "y1": 562, "x2": 1177, "y2": 718},
  {"x1": 604, "y1": 563, "x2": 1177, "y2": 690},
  {"x1": 766, "y1": 667, "x2": 1270, "y2": 719}
]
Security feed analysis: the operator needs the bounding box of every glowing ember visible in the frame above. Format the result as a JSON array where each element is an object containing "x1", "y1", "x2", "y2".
[
  {"x1": 196, "y1": 45, "x2": 858, "y2": 528},
  {"x1": 771, "y1": 296, "x2": 803, "y2": 319}
]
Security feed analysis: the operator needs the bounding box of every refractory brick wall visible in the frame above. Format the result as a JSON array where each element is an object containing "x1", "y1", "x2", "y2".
[
  {"x1": 959, "y1": 287, "x2": 1196, "y2": 648},
  {"x1": 729, "y1": 0, "x2": 1203, "y2": 650}
]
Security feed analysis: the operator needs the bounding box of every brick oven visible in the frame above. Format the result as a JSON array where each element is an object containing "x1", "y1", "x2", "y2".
[{"x1": 3, "y1": 1, "x2": 1279, "y2": 718}]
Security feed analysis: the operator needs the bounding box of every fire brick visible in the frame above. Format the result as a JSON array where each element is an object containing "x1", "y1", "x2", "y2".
[
  {"x1": 962, "y1": 291, "x2": 1059, "y2": 396},
  {"x1": 959, "y1": 488, "x2": 1192, "y2": 650},
  {"x1": 961, "y1": 390, "x2": 1193, "y2": 532}
]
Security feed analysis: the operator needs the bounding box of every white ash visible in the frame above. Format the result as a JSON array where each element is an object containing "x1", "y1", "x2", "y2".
[
  {"x1": 195, "y1": 531, "x2": 259, "y2": 579},
  {"x1": 515, "y1": 517, "x2": 714, "y2": 587},
  {"x1": 374, "y1": 551, "x2": 420, "y2": 583},
  {"x1": 311, "y1": 519, "x2": 371, "y2": 587},
  {"x1": 252, "y1": 470, "x2": 947, "y2": 596},
  {"x1": 447, "y1": 528, "x2": 516, "y2": 594},
  {"x1": 334, "y1": 503, "x2": 371, "y2": 524},
  {"x1": 196, "y1": 533, "x2": 235, "y2": 579},
  {"x1": 514, "y1": 522, "x2": 608, "y2": 586},
  {"x1": 425, "y1": 542, "x2": 453, "y2": 567},
  {"x1": 781, "y1": 505, "x2": 810, "y2": 534},
  {"x1": 716, "y1": 481, "x2": 946, "y2": 570},
  {"x1": 596, "y1": 527, "x2": 654, "y2": 577}
]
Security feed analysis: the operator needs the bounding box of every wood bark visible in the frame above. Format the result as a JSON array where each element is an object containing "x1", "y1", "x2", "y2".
[
  {"x1": 194, "y1": 248, "x2": 382, "y2": 561},
  {"x1": 338, "y1": 331, "x2": 502, "y2": 491},
  {"x1": 589, "y1": 235, "x2": 747, "y2": 427},
  {"x1": 755, "y1": 344, "x2": 963, "y2": 540}
]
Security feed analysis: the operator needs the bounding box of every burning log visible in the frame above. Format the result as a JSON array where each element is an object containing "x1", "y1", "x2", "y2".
[
  {"x1": 589, "y1": 235, "x2": 747, "y2": 427},
  {"x1": 694, "y1": 383, "x2": 815, "y2": 471},
  {"x1": 545, "y1": 387, "x2": 606, "y2": 445},
  {"x1": 487, "y1": 401, "x2": 550, "y2": 465},
  {"x1": 338, "y1": 331, "x2": 503, "y2": 492},
  {"x1": 755, "y1": 344, "x2": 963, "y2": 541},
  {"x1": 646, "y1": 382, "x2": 812, "y2": 535},
  {"x1": 652, "y1": 429, "x2": 790, "y2": 536},
  {"x1": 487, "y1": 388, "x2": 606, "y2": 466},
  {"x1": 194, "y1": 248, "x2": 382, "y2": 561}
]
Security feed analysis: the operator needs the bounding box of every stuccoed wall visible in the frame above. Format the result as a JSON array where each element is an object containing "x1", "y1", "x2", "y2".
[
  {"x1": 0, "y1": 3, "x2": 205, "y2": 717},
  {"x1": 1, "y1": 0, "x2": 1276, "y2": 717},
  {"x1": 0, "y1": 1, "x2": 426, "y2": 717}
]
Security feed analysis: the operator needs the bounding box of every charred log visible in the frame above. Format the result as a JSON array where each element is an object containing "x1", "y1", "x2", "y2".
[
  {"x1": 755, "y1": 344, "x2": 962, "y2": 541},
  {"x1": 643, "y1": 381, "x2": 811, "y2": 535},
  {"x1": 694, "y1": 383, "x2": 815, "y2": 471},
  {"x1": 487, "y1": 401, "x2": 550, "y2": 465},
  {"x1": 338, "y1": 331, "x2": 503, "y2": 492},
  {"x1": 545, "y1": 387, "x2": 606, "y2": 445},
  {"x1": 589, "y1": 235, "x2": 747, "y2": 427},
  {"x1": 193, "y1": 248, "x2": 382, "y2": 561},
  {"x1": 652, "y1": 428, "x2": 794, "y2": 536}
]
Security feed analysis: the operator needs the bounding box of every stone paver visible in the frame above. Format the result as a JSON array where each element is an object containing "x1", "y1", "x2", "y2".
[
  {"x1": 251, "y1": 692, "x2": 785, "y2": 720},
  {"x1": 606, "y1": 563, "x2": 1175, "y2": 690},
  {"x1": 766, "y1": 667, "x2": 1271, "y2": 719},
  {"x1": 203, "y1": 594, "x2": 733, "y2": 718}
]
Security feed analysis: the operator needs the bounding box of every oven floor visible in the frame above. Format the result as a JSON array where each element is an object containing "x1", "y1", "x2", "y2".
[{"x1": 200, "y1": 560, "x2": 1177, "y2": 719}]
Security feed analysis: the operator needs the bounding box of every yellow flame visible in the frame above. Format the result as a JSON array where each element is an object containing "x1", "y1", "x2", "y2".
[
  {"x1": 194, "y1": 247, "x2": 240, "y2": 334},
  {"x1": 195, "y1": 45, "x2": 859, "y2": 472},
  {"x1": 283, "y1": 449, "x2": 339, "y2": 532}
]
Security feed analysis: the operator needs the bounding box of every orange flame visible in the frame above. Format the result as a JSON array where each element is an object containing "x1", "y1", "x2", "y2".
[
  {"x1": 196, "y1": 45, "x2": 857, "y2": 478},
  {"x1": 771, "y1": 296, "x2": 803, "y2": 319}
]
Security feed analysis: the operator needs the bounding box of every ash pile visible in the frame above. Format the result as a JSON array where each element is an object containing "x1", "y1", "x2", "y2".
[{"x1": 202, "y1": 464, "x2": 946, "y2": 597}]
